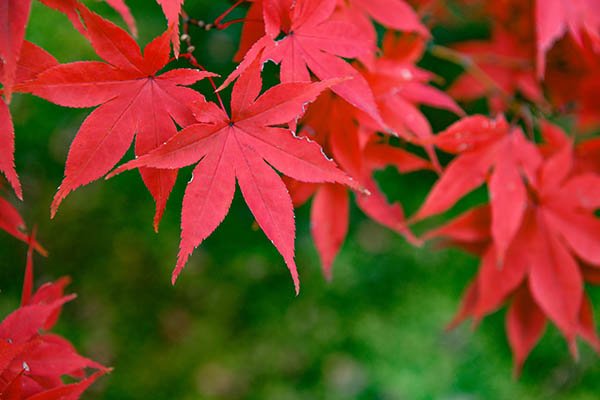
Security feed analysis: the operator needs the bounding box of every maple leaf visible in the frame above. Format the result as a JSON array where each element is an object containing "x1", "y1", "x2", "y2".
[
  {"x1": 536, "y1": 0, "x2": 600, "y2": 76},
  {"x1": 423, "y1": 204, "x2": 491, "y2": 257},
  {"x1": 224, "y1": 0, "x2": 383, "y2": 124},
  {"x1": 156, "y1": 0, "x2": 184, "y2": 56},
  {"x1": 0, "y1": 241, "x2": 107, "y2": 399},
  {"x1": 291, "y1": 136, "x2": 430, "y2": 278},
  {"x1": 2, "y1": 0, "x2": 138, "y2": 93},
  {"x1": 0, "y1": 99, "x2": 21, "y2": 199},
  {"x1": 0, "y1": 0, "x2": 32, "y2": 102},
  {"x1": 109, "y1": 60, "x2": 360, "y2": 293},
  {"x1": 359, "y1": 33, "x2": 463, "y2": 168},
  {"x1": 234, "y1": 0, "x2": 265, "y2": 62},
  {"x1": 17, "y1": 7, "x2": 215, "y2": 228},
  {"x1": 0, "y1": 39, "x2": 58, "y2": 239},
  {"x1": 279, "y1": 30, "x2": 456, "y2": 276},
  {"x1": 415, "y1": 115, "x2": 542, "y2": 262},
  {"x1": 280, "y1": 34, "x2": 451, "y2": 270},
  {"x1": 428, "y1": 122, "x2": 600, "y2": 373},
  {"x1": 287, "y1": 89, "x2": 431, "y2": 277},
  {"x1": 0, "y1": 41, "x2": 59, "y2": 200}
]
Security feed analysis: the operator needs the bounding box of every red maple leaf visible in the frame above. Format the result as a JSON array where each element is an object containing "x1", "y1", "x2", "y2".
[
  {"x1": 288, "y1": 134, "x2": 430, "y2": 277},
  {"x1": 0, "y1": 40, "x2": 55, "y2": 256},
  {"x1": 0, "y1": 240, "x2": 107, "y2": 399},
  {"x1": 156, "y1": 0, "x2": 184, "y2": 56},
  {"x1": 0, "y1": 99, "x2": 21, "y2": 198},
  {"x1": 0, "y1": 41, "x2": 58, "y2": 200},
  {"x1": 1, "y1": 0, "x2": 140, "y2": 102},
  {"x1": 359, "y1": 32, "x2": 463, "y2": 167},
  {"x1": 0, "y1": 0, "x2": 36, "y2": 102},
  {"x1": 428, "y1": 122, "x2": 600, "y2": 373},
  {"x1": 415, "y1": 115, "x2": 542, "y2": 263},
  {"x1": 224, "y1": 0, "x2": 383, "y2": 123},
  {"x1": 286, "y1": 86, "x2": 432, "y2": 277},
  {"x1": 536, "y1": 0, "x2": 600, "y2": 76},
  {"x1": 280, "y1": 32, "x2": 456, "y2": 277},
  {"x1": 109, "y1": 60, "x2": 359, "y2": 293},
  {"x1": 17, "y1": 7, "x2": 215, "y2": 228},
  {"x1": 233, "y1": 0, "x2": 266, "y2": 62}
]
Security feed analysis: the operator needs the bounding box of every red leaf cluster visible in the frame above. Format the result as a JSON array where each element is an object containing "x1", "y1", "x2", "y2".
[
  {"x1": 18, "y1": 7, "x2": 214, "y2": 228},
  {"x1": 219, "y1": 1, "x2": 460, "y2": 281},
  {"x1": 0, "y1": 242, "x2": 107, "y2": 399},
  {"x1": 422, "y1": 120, "x2": 600, "y2": 373},
  {"x1": 1, "y1": 0, "x2": 600, "y2": 378}
]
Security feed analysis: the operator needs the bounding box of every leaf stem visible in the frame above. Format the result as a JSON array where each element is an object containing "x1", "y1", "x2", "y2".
[
  {"x1": 177, "y1": 53, "x2": 226, "y2": 111},
  {"x1": 180, "y1": 0, "x2": 247, "y2": 37},
  {"x1": 213, "y1": 0, "x2": 247, "y2": 30}
]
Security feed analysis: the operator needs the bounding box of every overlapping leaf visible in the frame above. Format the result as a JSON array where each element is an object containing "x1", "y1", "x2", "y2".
[
  {"x1": 0, "y1": 41, "x2": 58, "y2": 199},
  {"x1": 288, "y1": 88, "x2": 431, "y2": 277},
  {"x1": 156, "y1": 0, "x2": 184, "y2": 56},
  {"x1": 110, "y1": 61, "x2": 358, "y2": 292},
  {"x1": 536, "y1": 0, "x2": 600, "y2": 76},
  {"x1": 18, "y1": 7, "x2": 214, "y2": 228},
  {"x1": 0, "y1": 242, "x2": 106, "y2": 399},
  {"x1": 360, "y1": 33, "x2": 463, "y2": 167},
  {"x1": 224, "y1": 0, "x2": 383, "y2": 123},
  {"x1": 415, "y1": 115, "x2": 542, "y2": 262},
  {"x1": 427, "y1": 122, "x2": 600, "y2": 373}
]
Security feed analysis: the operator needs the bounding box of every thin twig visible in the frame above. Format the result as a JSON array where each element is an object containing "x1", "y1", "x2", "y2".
[{"x1": 177, "y1": 53, "x2": 226, "y2": 111}]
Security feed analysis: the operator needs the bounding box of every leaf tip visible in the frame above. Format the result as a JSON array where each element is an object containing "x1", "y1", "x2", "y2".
[
  {"x1": 51, "y1": 184, "x2": 72, "y2": 218},
  {"x1": 13, "y1": 183, "x2": 23, "y2": 201},
  {"x1": 568, "y1": 337, "x2": 580, "y2": 362},
  {"x1": 172, "y1": 247, "x2": 192, "y2": 285}
]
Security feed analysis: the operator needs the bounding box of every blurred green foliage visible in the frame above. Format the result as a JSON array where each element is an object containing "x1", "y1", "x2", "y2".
[{"x1": 1, "y1": 1, "x2": 599, "y2": 399}]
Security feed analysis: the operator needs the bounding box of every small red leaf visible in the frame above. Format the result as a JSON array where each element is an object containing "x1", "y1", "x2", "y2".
[
  {"x1": 310, "y1": 184, "x2": 349, "y2": 279},
  {"x1": 506, "y1": 285, "x2": 547, "y2": 376}
]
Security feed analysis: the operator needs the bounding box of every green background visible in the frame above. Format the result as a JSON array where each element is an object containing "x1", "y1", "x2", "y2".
[{"x1": 1, "y1": 1, "x2": 599, "y2": 399}]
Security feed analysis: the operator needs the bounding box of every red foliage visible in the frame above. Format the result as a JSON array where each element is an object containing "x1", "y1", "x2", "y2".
[
  {"x1": 0, "y1": 241, "x2": 107, "y2": 399},
  {"x1": 428, "y1": 122, "x2": 600, "y2": 372},
  {"x1": 1, "y1": 0, "x2": 600, "y2": 377},
  {"x1": 109, "y1": 60, "x2": 359, "y2": 292}
]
